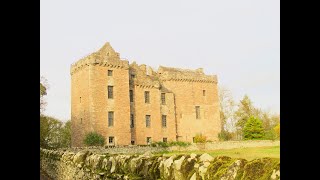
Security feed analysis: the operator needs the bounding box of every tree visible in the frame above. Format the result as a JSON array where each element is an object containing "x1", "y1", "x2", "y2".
[
  {"x1": 218, "y1": 87, "x2": 236, "y2": 132},
  {"x1": 40, "y1": 115, "x2": 63, "y2": 149},
  {"x1": 243, "y1": 116, "x2": 264, "y2": 140},
  {"x1": 235, "y1": 95, "x2": 258, "y2": 129},
  {"x1": 274, "y1": 123, "x2": 280, "y2": 139},
  {"x1": 40, "y1": 76, "x2": 49, "y2": 113},
  {"x1": 83, "y1": 132, "x2": 105, "y2": 146},
  {"x1": 59, "y1": 120, "x2": 71, "y2": 148}
]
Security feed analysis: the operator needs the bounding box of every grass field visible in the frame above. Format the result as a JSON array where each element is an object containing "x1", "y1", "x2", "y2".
[{"x1": 157, "y1": 146, "x2": 280, "y2": 161}]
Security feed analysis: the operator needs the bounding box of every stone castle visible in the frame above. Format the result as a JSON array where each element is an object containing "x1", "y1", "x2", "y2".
[{"x1": 71, "y1": 42, "x2": 221, "y2": 147}]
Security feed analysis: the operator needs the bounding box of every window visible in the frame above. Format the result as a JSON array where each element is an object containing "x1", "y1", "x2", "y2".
[
  {"x1": 108, "y1": 86, "x2": 113, "y2": 99},
  {"x1": 161, "y1": 93, "x2": 166, "y2": 105},
  {"x1": 163, "y1": 138, "x2": 167, "y2": 143},
  {"x1": 131, "y1": 141, "x2": 135, "y2": 145},
  {"x1": 80, "y1": 118, "x2": 82, "y2": 124},
  {"x1": 162, "y1": 115, "x2": 167, "y2": 128},
  {"x1": 80, "y1": 97, "x2": 81, "y2": 103},
  {"x1": 145, "y1": 91, "x2": 150, "y2": 103},
  {"x1": 130, "y1": 114, "x2": 134, "y2": 128},
  {"x1": 147, "y1": 137, "x2": 152, "y2": 144},
  {"x1": 193, "y1": 137, "x2": 195, "y2": 143},
  {"x1": 108, "y1": 70, "x2": 113, "y2": 76},
  {"x1": 130, "y1": 90, "x2": 134, "y2": 102},
  {"x1": 108, "y1": 111, "x2": 114, "y2": 127},
  {"x1": 146, "y1": 115, "x2": 151, "y2": 127},
  {"x1": 203, "y1": 90, "x2": 206, "y2": 96},
  {"x1": 131, "y1": 74, "x2": 135, "y2": 79},
  {"x1": 196, "y1": 106, "x2": 200, "y2": 119},
  {"x1": 109, "y1": 136, "x2": 114, "y2": 144}
]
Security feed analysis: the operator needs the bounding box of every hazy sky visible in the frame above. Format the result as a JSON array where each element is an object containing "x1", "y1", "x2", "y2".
[{"x1": 40, "y1": 0, "x2": 280, "y2": 122}]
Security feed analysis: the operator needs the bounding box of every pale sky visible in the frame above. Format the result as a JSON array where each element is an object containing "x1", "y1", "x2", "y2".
[{"x1": 40, "y1": 0, "x2": 280, "y2": 122}]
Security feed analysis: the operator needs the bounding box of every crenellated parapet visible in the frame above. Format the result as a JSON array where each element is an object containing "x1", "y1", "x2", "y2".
[
  {"x1": 129, "y1": 62, "x2": 161, "y2": 89},
  {"x1": 70, "y1": 42, "x2": 129, "y2": 75},
  {"x1": 158, "y1": 66, "x2": 218, "y2": 83}
]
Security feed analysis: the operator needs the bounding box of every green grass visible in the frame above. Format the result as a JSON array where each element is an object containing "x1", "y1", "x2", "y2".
[{"x1": 156, "y1": 146, "x2": 280, "y2": 161}]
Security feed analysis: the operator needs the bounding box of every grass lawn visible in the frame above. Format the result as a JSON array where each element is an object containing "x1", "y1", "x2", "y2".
[{"x1": 157, "y1": 146, "x2": 280, "y2": 161}]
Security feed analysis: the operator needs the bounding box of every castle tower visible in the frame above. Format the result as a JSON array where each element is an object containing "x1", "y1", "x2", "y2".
[{"x1": 70, "y1": 42, "x2": 131, "y2": 146}]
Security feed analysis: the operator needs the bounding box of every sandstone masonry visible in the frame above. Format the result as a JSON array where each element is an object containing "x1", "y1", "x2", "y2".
[{"x1": 71, "y1": 42, "x2": 221, "y2": 147}]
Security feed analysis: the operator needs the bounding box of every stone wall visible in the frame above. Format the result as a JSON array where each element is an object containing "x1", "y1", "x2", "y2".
[{"x1": 40, "y1": 148, "x2": 280, "y2": 180}]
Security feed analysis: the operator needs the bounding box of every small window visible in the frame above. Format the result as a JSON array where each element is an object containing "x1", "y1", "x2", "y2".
[
  {"x1": 147, "y1": 137, "x2": 152, "y2": 144},
  {"x1": 162, "y1": 115, "x2": 167, "y2": 128},
  {"x1": 146, "y1": 115, "x2": 151, "y2": 127},
  {"x1": 109, "y1": 136, "x2": 114, "y2": 144},
  {"x1": 196, "y1": 106, "x2": 200, "y2": 119},
  {"x1": 161, "y1": 93, "x2": 166, "y2": 105},
  {"x1": 131, "y1": 74, "x2": 135, "y2": 79},
  {"x1": 80, "y1": 118, "x2": 82, "y2": 124},
  {"x1": 163, "y1": 138, "x2": 167, "y2": 143},
  {"x1": 131, "y1": 141, "x2": 135, "y2": 145},
  {"x1": 130, "y1": 114, "x2": 134, "y2": 128},
  {"x1": 108, "y1": 70, "x2": 113, "y2": 76},
  {"x1": 108, "y1": 86, "x2": 113, "y2": 99},
  {"x1": 193, "y1": 137, "x2": 195, "y2": 143},
  {"x1": 203, "y1": 90, "x2": 206, "y2": 96},
  {"x1": 108, "y1": 111, "x2": 114, "y2": 127},
  {"x1": 145, "y1": 91, "x2": 150, "y2": 103},
  {"x1": 80, "y1": 97, "x2": 81, "y2": 103},
  {"x1": 130, "y1": 90, "x2": 134, "y2": 102}
]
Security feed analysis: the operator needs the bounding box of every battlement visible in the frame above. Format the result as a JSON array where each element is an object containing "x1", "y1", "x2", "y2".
[
  {"x1": 70, "y1": 42, "x2": 129, "y2": 75},
  {"x1": 158, "y1": 66, "x2": 217, "y2": 83}
]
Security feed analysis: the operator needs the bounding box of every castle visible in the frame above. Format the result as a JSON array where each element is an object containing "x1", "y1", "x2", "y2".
[{"x1": 70, "y1": 42, "x2": 221, "y2": 147}]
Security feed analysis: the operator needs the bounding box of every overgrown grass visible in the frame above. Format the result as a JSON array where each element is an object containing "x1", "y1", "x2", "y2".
[{"x1": 156, "y1": 146, "x2": 280, "y2": 161}]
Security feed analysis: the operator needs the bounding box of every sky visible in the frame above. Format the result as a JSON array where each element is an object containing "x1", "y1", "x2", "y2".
[{"x1": 40, "y1": 0, "x2": 280, "y2": 122}]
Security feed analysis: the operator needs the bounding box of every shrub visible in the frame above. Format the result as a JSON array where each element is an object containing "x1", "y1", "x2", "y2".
[
  {"x1": 150, "y1": 141, "x2": 169, "y2": 147},
  {"x1": 218, "y1": 130, "x2": 233, "y2": 141},
  {"x1": 263, "y1": 129, "x2": 276, "y2": 140},
  {"x1": 162, "y1": 141, "x2": 190, "y2": 147},
  {"x1": 274, "y1": 123, "x2": 280, "y2": 139},
  {"x1": 193, "y1": 134, "x2": 207, "y2": 143},
  {"x1": 83, "y1": 132, "x2": 105, "y2": 146},
  {"x1": 243, "y1": 116, "x2": 264, "y2": 140}
]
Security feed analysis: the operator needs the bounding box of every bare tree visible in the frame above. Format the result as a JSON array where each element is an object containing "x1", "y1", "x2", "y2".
[
  {"x1": 218, "y1": 86, "x2": 236, "y2": 132},
  {"x1": 40, "y1": 76, "x2": 49, "y2": 114}
]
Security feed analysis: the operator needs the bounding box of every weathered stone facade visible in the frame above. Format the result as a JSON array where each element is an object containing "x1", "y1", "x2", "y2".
[{"x1": 71, "y1": 42, "x2": 221, "y2": 147}]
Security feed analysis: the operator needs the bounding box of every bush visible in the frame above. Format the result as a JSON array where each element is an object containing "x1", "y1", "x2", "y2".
[
  {"x1": 243, "y1": 116, "x2": 264, "y2": 140},
  {"x1": 263, "y1": 129, "x2": 276, "y2": 140},
  {"x1": 150, "y1": 141, "x2": 169, "y2": 147},
  {"x1": 274, "y1": 123, "x2": 280, "y2": 139},
  {"x1": 83, "y1": 132, "x2": 105, "y2": 146},
  {"x1": 193, "y1": 134, "x2": 207, "y2": 143},
  {"x1": 218, "y1": 130, "x2": 233, "y2": 141},
  {"x1": 168, "y1": 141, "x2": 191, "y2": 147}
]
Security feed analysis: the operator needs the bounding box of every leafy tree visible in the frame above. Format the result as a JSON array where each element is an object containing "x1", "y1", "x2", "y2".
[
  {"x1": 59, "y1": 120, "x2": 71, "y2": 148},
  {"x1": 274, "y1": 123, "x2": 280, "y2": 139},
  {"x1": 40, "y1": 115, "x2": 63, "y2": 149},
  {"x1": 243, "y1": 116, "x2": 264, "y2": 140},
  {"x1": 235, "y1": 95, "x2": 259, "y2": 129},
  {"x1": 83, "y1": 132, "x2": 105, "y2": 146}
]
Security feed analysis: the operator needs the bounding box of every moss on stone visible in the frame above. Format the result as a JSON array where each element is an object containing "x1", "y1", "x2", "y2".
[
  {"x1": 240, "y1": 157, "x2": 279, "y2": 180},
  {"x1": 204, "y1": 156, "x2": 233, "y2": 179}
]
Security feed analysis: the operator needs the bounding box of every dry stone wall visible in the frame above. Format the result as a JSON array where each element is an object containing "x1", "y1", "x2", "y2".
[{"x1": 40, "y1": 148, "x2": 280, "y2": 180}]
